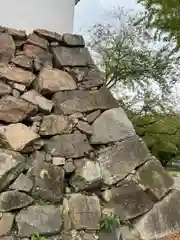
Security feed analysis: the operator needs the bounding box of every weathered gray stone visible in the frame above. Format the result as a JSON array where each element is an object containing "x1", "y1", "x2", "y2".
[
  {"x1": 79, "y1": 68, "x2": 104, "y2": 89},
  {"x1": 63, "y1": 160, "x2": 75, "y2": 174},
  {"x1": 101, "y1": 180, "x2": 154, "y2": 220},
  {"x1": 51, "y1": 46, "x2": 94, "y2": 67},
  {"x1": 0, "y1": 65, "x2": 36, "y2": 86},
  {"x1": 87, "y1": 110, "x2": 101, "y2": 123},
  {"x1": 53, "y1": 88, "x2": 118, "y2": 115},
  {"x1": 21, "y1": 139, "x2": 44, "y2": 153},
  {"x1": 135, "y1": 190, "x2": 180, "y2": 240},
  {"x1": 36, "y1": 67, "x2": 77, "y2": 95},
  {"x1": 11, "y1": 55, "x2": 33, "y2": 70},
  {"x1": 0, "y1": 123, "x2": 40, "y2": 151},
  {"x1": 28, "y1": 159, "x2": 64, "y2": 202},
  {"x1": 39, "y1": 114, "x2": 72, "y2": 136},
  {"x1": 90, "y1": 108, "x2": 136, "y2": 144},
  {"x1": 0, "y1": 213, "x2": 14, "y2": 236},
  {"x1": 0, "y1": 33, "x2": 15, "y2": 63},
  {"x1": 97, "y1": 136, "x2": 151, "y2": 185},
  {"x1": 0, "y1": 81, "x2": 12, "y2": 96},
  {"x1": 6, "y1": 28, "x2": 27, "y2": 40},
  {"x1": 76, "y1": 121, "x2": 93, "y2": 135},
  {"x1": 13, "y1": 82, "x2": 26, "y2": 92},
  {"x1": 68, "y1": 194, "x2": 101, "y2": 229},
  {"x1": 34, "y1": 29, "x2": 62, "y2": 42},
  {"x1": 0, "y1": 95, "x2": 37, "y2": 123},
  {"x1": 0, "y1": 149, "x2": 26, "y2": 191},
  {"x1": 0, "y1": 190, "x2": 33, "y2": 211},
  {"x1": 26, "y1": 33, "x2": 49, "y2": 50},
  {"x1": 53, "y1": 157, "x2": 66, "y2": 166},
  {"x1": 12, "y1": 88, "x2": 20, "y2": 97},
  {"x1": 136, "y1": 157, "x2": 174, "y2": 199},
  {"x1": 16, "y1": 205, "x2": 62, "y2": 237},
  {"x1": 21, "y1": 90, "x2": 54, "y2": 112},
  {"x1": 70, "y1": 159, "x2": 102, "y2": 191},
  {"x1": 10, "y1": 173, "x2": 33, "y2": 192},
  {"x1": 62, "y1": 34, "x2": 85, "y2": 47},
  {"x1": 44, "y1": 132, "x2": 92, "y2": 158}
]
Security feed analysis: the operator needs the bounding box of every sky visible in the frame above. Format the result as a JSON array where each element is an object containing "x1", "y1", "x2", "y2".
[{"x1": 74, "y1": 0, "x2": 142, "y2": 33}]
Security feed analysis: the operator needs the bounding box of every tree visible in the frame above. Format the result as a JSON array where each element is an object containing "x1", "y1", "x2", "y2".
[{"x1": 137, "y1": 0, "x2": 180, "y2": 50}]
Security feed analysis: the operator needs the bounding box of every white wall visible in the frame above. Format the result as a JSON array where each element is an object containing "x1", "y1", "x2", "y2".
[{"x1": 0, "y1": 0, "x2": 75, "y2": 34}]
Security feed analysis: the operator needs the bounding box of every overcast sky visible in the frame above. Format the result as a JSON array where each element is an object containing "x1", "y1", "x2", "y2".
[{"x1": 74, "y1": 0, "x2": 142, "y2": 33}]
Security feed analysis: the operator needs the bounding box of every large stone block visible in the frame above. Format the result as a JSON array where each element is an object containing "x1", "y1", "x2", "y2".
[
  {"x1": 0, "y1": 33, "x2": 15, "y2": 63},
  {"x1": 97, "y1": 136, "x2": 151, "y2": 185}
]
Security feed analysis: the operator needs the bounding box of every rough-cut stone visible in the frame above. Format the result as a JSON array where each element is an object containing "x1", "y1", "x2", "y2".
[
  {"x1": 44, "y1": 132, "x2": 92, "y2": 158},
  {"x1": 0, "y1": 149, "x2": 26, "y2": 191},
  {"x1": 26, "y1": 33, "x2": 49, "y2": 50},
  {"x1": 28, "y1": 159, "x2": 64, "y2": 202},
  {"x1": 0, "y1": 213, "x2": 14, "y2": 236},
  {"x1": 36, "y1": 67, "x2": 77, "y2": 95},
  {"x1": 101, "y1": 180, "x2": 154, "y2": 220},
  {"x1": 0, "y1": 33, "x2": 15, "y2": 63},
  {"x1": 70, "y1": 159, "x2": 102, "y2": 191},
  {"x1": 0, "y1": 81, "x2": 12, "y2": 96},
  {"x1": 53, "y1": 157, "x2": 66, "y2": 166},
  {"x1": 16, "y1": 205, "x2": 62, "y2": 237},
  {"x1": 63, "y1": 160, "x2": 75, "y2": 174},
  {"x1": 0, "y1": 95, "x2": 37, "y2": 123},
  {"x1": 39, "y1": 114, "x2": 72, "y2": 136},
  {"x1": 10, "y1": 173, "x2": 33, "y2": 192},
  {"x1": 51, "y1": 46, "x2": 94, "y2": 67},
  {"x1": 63, "y1": 34, "x2": 85, "y2": 47},
  {"x1": 11, "y1": 55, "x2": 33, "y2": 70},
  {"x1": 97, "y1": 136, "x2": 151, "y2": 185},
  {"x1": 87, "y1": 110, "x2": 101, "y2": 123},
  {"x1": 34, "y1": 29, "x2": 62, "y2": 42},
  {"x1": 136, "y1": 157, "x2": 174, "y2": 199},
  {"x1": 53, "y1": 88, "x2": 118, "y2": 115},
  {"x1": 76, "y1": 121, "x2": 93, "y2": 135},
  {"x1": 0, "y1": 123, "x2": 39, "y2": 151},
  {"x1": 68, "y1": 194, "x2": 101, "y2": 230},
  {"x1": 79, "y1": 68, "x2": 104, "y2": 89},
  {"x1": 6, "y1": 28, "x2": 26, "y2": 40},
  {"x1": 21, "y1": 90, "x2": 54, "y2": 112},
  {"x1": 0, "y1": 65, "x2": 36, "y2": 86},
  {"x1": 13, "y1": 82, "x2": 26, "y2": 92},
  {"x1": 0, "y1": 190, "x2": 33, "y2": 211},
  {"x1": 90, "y1": 108, "x2": 136, "y2": 144},
  {"x1": 135, "y1": 190, "x2": 180, "y2": 240}
]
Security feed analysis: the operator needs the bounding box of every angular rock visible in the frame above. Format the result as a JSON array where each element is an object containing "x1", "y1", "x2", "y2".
[
  {"x1": 97, "y1": 136, "x2": 151, "y2": 185},
  {"x1": 0, "y1": 65, "x2": 36, "y2": 86},
  {"x1": 34, "y1": 29, "x2": 62, "y2": 42},
  {"x1": 28, "y1": 160, "x2": 64, "y2": 202},
  {"x1": 63, "y1": 160, "x2": 75, "y2": 174},
  {"x1": 26, "y1": 33, "x2": 49, "y2": 49},
  {"x1": 0, "y1": 81, "x2": 12, "y2": 96},
  {"x1": 0, "y1": 95, "x2": 37, "y2": 123},
  {"x1": 10, "y1": 173, "x2": 33, "y2": 192},
  {"x1": 39, "y1": 114, "x2": 72, "y2": 136},
  {"x1": 11, "y1": 55, "x2": 33, "y2": 70},
  {"x1": 16, "y1": 205, "x2": 62, "y2": 237},
  {"x1": 21, "y1": 90, "x2": 54, "y2": 112},
  {"x1": 51, "y1": 46, "x2": 94, "y2": 67},
  {"x1": 62, "y1": 34, "x2": 85, "y2": 47},
  {"x1": 36, "y1": 67, "x2": 77, "y2": 95},
  {"x1": 0, "y1": 190, "x2": 33, "y2": 212},
  {"x1": 53, "y1": 157, "x2": 66, "y2": 166},
  {"x1": 0, "y1": 123, "x2": 40, "y2": 151},
  {"x1": 21, "y1": 139, "x2": 44, "y2": 153},
  {"x1": 68, "y1": 194, "x2": 101, "y2": 229},
  {"x1": 53, "y1": 88, "x2": 118, "y2": 115},
  {"x1": 90, "y1": 108, "x2": 136, "y2": 144},
  {"x1": 0, "y1": 213, "x2": 14, "y2": 236},
  {"x1": 136, "y1": 157, "x2": 174, "y2": 199},
  {"x1": 101, "y1": 180, "x2": 154, "y2": 220},
  {"x1": 13, "y1": 82, "x2": 26, "y2": 92},
  {"x1": 135, "y1": 190, "x2": 180, "y2": 240},
  {"x1": 70, "y1": 159, "x2": 102, "y2": 191},
  {"x1": 0, "y1": 149, "x2": 26, "y2": 191},
  {"x1": 87, "y1": 110, "x2": 101, "y2": 123},
  {"x1": 79, "y1": 68, "x2": 104, "y2": 89},
  {"x1": 44, "y1": 132, "x2": 92, "y2": 158},
  {"x1": 23, "y1": 44, "x2": 53, "y2": 66},
  {"x1": 0, "y1": 33, "x2": 15, "y2": 63},
  {"x1": 6, "y1": 28, "x2": 27, "y2": 40},
  {"x1": 76, "y1": 121, "x2": 93, "y2": 135}
]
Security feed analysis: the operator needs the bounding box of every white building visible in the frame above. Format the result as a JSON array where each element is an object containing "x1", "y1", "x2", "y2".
[{"x1": 0, "y1": 0, "x2": 80, "y2": 33}]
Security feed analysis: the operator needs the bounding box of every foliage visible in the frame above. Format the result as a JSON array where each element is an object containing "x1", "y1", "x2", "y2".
[
  {"x1": 31, "y1": 232, "x2": 47, "y2": 240},
  {"x1": 137, "y1": 0, "x2": 180, "y2": 50}
]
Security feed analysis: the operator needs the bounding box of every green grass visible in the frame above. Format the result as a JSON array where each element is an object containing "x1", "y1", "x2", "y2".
[
  {"x1": 168, "y1": 171, "x2": 179, "y2": 178},
  {"x1": 100, "y1": 213, "x2": 121, "y2": 232},
  {"x1": 31, "y1": 232, "x2": 47, "y2": 240}
]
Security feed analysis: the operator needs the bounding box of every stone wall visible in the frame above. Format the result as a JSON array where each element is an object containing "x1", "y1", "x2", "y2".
[{"x1": 0, "y1": 26, "x2": 178, "y2": 240}]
